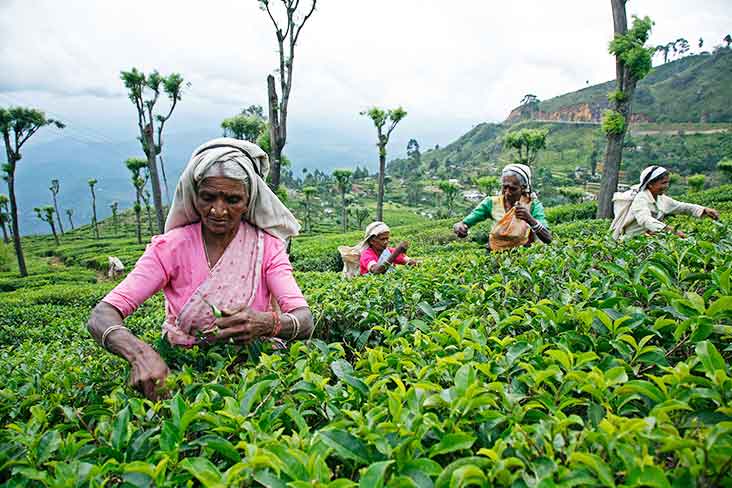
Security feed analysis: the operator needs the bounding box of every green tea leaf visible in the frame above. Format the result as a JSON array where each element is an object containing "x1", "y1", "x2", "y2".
[
  {"x1": 428, "y1": 433, "x2": 476, "y2": 457},
  {"x1": 359, "y1": 460, "x2": 393, "y2": 487},
  {"x1": 319, "y1": 429, "x2": 371, "y2": 465}
]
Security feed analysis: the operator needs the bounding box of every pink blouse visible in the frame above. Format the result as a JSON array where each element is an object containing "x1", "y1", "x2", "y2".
[
  {"x1": 359, "y1": 246, "x2": 407, "y2": 275},
  {"x1": 103, "y1": 222, "x2": 308, "y2": 322}
]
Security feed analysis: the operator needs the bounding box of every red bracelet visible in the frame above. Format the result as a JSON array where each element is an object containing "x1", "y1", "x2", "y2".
[{"x1": 271, "y1": 311, "x2": 282, "y2": 337}]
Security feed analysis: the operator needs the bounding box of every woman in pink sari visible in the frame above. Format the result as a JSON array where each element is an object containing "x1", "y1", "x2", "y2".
[{"x1": 87, "y1": 138, "x2": 313, "y2": 401}]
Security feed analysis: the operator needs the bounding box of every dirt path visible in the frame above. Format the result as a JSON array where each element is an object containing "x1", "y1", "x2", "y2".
[{"x1": 631, "y1": 128, "x2": 730, "y2": 136}]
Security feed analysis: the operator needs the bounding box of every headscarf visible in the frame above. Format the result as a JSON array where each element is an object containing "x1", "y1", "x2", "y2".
[
  {"x1": 638, "y1": 165, "x2": 668, "y2": 191},
  {"x1": 502, "y1": 163, "x2": 533, "y2": 193},
  {"x1": 360, "y1": 221, "x2": 390, "y2": 251},
  {"x1": 165, "y1": 137, "x2": 300, "y2": 241}
]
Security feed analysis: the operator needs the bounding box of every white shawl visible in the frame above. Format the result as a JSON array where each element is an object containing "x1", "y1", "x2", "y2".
[{"x1": 165, "y1": 138, "x2": 300, "y2": 241}]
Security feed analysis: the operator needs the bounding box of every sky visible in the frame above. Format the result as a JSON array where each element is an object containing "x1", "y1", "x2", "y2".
[{"x1": 1, "y1": 0, "x2": 731, "y2": 169}]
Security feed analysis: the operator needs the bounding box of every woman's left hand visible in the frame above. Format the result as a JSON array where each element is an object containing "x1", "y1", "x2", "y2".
[
  {"x1": 209, "y1": 306, "x2": 273, "y2": 344},
  {"x1": 514, "y1": 205, "x2": 535, "y2": 224}
]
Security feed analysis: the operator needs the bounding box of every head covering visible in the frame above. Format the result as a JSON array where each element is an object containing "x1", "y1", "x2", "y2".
[
  {"x1": 165, "y1": 137, "x2": 300, "y2": 241},
  {"x1": 638, "y1": 165, "x2": 668, "y2": 191},
  {"x1": 502, "y1": 164, "x2": 533, "y2": 192},
  {"x1": 361, "y1": 221, "x2": 390, "y2": 250}
]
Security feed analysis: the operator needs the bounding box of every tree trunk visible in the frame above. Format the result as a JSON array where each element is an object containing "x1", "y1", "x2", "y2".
[
  {"x1": 376, "y1": 148, "x2": 386, "y2": 222},
  {"x1": 91, "y1": 189, "x2": 99, "y2": 239},
  {"x1": 49, "y1": 219, "x2": 59, "y2": 246},
  {"x1": 68, "y1": 213, "x2": 75, "y2": 230},
  {"x1": 52, "y1": 193, "x2": 64, "y2": 234},
  {"x1": 144, "y1": 128, "x2": 165, "y2": 233},
  {"x1": 597, "y1": 0, "x2": 635, "y2": 219},
  {"x1": 145, "y1": 205, "x2": 153, "y2": 235},
  {"x1": 1, "y1": 220, "x2": 8, "y2": 244},
  {"x1": 134, "y1": 193, "x2": 142, "y2": 244},
  {"x1": 341, "y1": 193, "x2": 348, "y2": 233},
  {"x1": 7, "y1": 171, "x2": 27, "y2": 276},
  {"x1": 267, "y1": 75, "x2": 282, "y2": 190}
]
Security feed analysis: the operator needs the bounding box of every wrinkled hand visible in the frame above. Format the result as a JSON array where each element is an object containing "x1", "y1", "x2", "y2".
[
  {"x1": 406, "y1": 258, "x2": 421, "y2": 266},
  {"x1": 704, "y1": 207, "x2": 720, "y2": 220},
  {"x1": 209, "y1": 305, "x2": 272, "y2": 344},
  {"x1": 129, "y1": 346, "x2": 170, "y2": 401},
  {"x1": 453, "y1": 222, "x2": 469, "y2": 238},
  {"x1": 674, "y1": 229, "x2": 687, "y2": 238},
  {"x1": 395, "y1": 241, "x2": 409, "y2": 255},
  {"x1": 514, "y1": 205, "x2": 534, "y2": 223}
]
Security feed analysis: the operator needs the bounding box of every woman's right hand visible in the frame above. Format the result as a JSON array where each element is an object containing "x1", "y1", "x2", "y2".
[
  {"x1": 453, "y1": 222, "x2": 468, "y2": 238},
  {"x1": 129, "y1": 346, "x2": 170, "y2": 401},
  {"x1": 395, "y1": 241, "x2": 409, "y2": 254}
]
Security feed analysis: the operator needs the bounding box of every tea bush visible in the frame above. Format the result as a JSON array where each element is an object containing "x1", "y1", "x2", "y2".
[{"x1": 0, "y1": 204, "x2": 730, "y2": 486}]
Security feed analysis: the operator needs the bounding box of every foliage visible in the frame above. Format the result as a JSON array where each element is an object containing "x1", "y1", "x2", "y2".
[
  {"x1": 687, "y1": 174, "x2": 706, "y2": 192},
  {"x1": 718, "y1": 159, "x2": 732, "y2": 181},
  {"x1": 503, "y1": 128, "x2": 548, "y2": 165},
  {"x1": 608, "y1": 16, "x2": 655, "y2": 81},
  {"x1": 2, "y1": 206, "x2": 732, "y2": 485},
  {"x1": 475, "y1": 176, "x2": 500, "y2": 195},
  {"x1": 601, "y1": 110, "x2": 626, "y2": 136},
  {"x1": 437, "y1": 181, "x2": 460, "y2": 216},
  {"x1": 221, "y1": 114, "x2": 266, "y2": 142}
]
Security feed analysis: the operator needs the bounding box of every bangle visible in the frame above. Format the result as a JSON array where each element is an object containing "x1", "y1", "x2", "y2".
[
  {"x1": 102, "y1": 325, "x2": 129, "y2": 350},
  {"x1": 271, "y1": 312, "x2": 282, "y2": 337},
  {"x1": 284, "y1": 312, "x2": 301, "y2": 340}
]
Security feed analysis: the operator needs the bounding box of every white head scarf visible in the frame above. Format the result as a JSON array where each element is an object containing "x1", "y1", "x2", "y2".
[
  {"x1": 360, "y1": 221, "x2": 390, "y2": 250},
  {"x1": 638, "y1": 165, "x2": 668, "y2": 191},
  {"x1": 502, "y1": 163, "x2": 533, "y2": 193},
  {"x1": 165, "y1": 137, "x2": 300, "y2": 241}
]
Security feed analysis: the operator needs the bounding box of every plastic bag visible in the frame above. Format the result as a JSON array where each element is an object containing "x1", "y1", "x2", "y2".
[{"x1": 489, "y1": 207, "x2": 530, "y2": 251}]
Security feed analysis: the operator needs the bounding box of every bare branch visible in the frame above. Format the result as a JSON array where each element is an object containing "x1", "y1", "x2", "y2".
[{"x1": 293, "y1": 0, "x2": 316, "y2": 46}]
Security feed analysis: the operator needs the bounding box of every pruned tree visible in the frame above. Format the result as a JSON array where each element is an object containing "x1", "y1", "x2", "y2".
[
  {"x1": 88, "y1": 178, "x2": 99, "y2": 239},
  {"x1": 406, "y1": 179, "x2": 423, "y2": 206},
  {"x1": 110, "y1": 201, "x2": 119, "y2": 236},
  {"x1": 332, "y1": 169, "x2": 353, "y2": 233},
  {"x1": 476, "y1": 175, "x2": 500, "y2": 195},
  {"x1": 718, "y1": 158, "x2": 732, "y2": 182},
  {"x1": 655, "y1": 42, "x2": 673, "y2": 64},
  {"x1": 302, "y1": 186, "x2": 317, "y2": 232},
  {"x1": 49, "y1": 179, "x2": 65, "y2": 234},
  {"x1": 125, "y1": 157, "x2": 148, "y2": 244},
  {"x1": 351, "y1": 206, "x2": 370, "y2": 230},
  {"x1": 361, "y1": 106, "x2": 407, "y2": 221},
  {"x1": 34, "y1": 205, "x2": 59, "y2": 245},
  {"x1": 121, "y1": 68, "x2": 188, "y2": 231},
  {"x1": 0, "y1": 194, "x2": 9, "y2": 244},
  {"x1": 438, "y1": 181, "x2": 460, "y2": 216},
  {"x1": 520, "y1": 94, "x2": 541, "y2": 117},
  {"x1": 66, "y1": 208, "x2": 75, "y2": 231},
  {"x1": 698, "y1": 37, "x2": 704, "y2": 49},
  {"x1": 0, "y1": 106, "x2": 64, "y2": 276},
  {"x1": 406, "y1": 138, "x2": 421, "y2": 174},
  {"x1": 258, "y1": 0, "x2": 318, "y2": 191},
  {"x1": 596, "y1": 8, "x2": 654, "y2": 219},
  {"x1": 673, "y1": 38, "x2": 690, "y2": 58},
  {"x1": 503, "y1": 128, "x2": 548, "y2": 165},
  {"x1": 724, "y1": 34, "x2": 732, "y2": 48},
  {"x1": 688, "y1": 174, "x2": 705, "y2": 192},
  {"x1": 221, "y1": 106, "x2": 266, "y2": 142}
]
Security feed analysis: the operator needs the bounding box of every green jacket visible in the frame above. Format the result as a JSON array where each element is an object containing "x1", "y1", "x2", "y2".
[{"x1": 462, "y1": 196, "x2": 549, "y2": 228}]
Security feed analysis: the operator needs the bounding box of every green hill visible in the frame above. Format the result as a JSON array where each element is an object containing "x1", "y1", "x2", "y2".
[{"x1": 388, "y1": 50, "x2": 732, "y2": 201}]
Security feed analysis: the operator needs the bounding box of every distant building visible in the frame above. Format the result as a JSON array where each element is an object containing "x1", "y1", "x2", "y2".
[{"x1": 463, "y1": 190, "x2": 485, "y2": 202}]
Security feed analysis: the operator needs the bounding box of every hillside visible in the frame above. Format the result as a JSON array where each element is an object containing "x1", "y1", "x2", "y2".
[
  {"x1": 388, "y1": 50, "x2": 732, "y2": 192},
  {"x1": 506, "y1": 50, "x2": 732, "y2": 124}
]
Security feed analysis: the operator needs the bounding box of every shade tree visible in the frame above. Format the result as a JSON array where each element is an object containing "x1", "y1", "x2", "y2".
[
  {"x1": 49, "y1": 179, "x2": 65, "y2": 234},
  {"x1": 88, "y1": 179, "x2": 99, "y2": 239},
  {"x1": 34, "y1": 205, "x2": 59, "y2": 245},
  {"x1": 0, "y1": 106, "x2": 64, "y2": 276}
]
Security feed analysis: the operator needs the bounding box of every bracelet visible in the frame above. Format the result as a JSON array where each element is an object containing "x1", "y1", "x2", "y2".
[
  {"x1": 285, "y1": 312, "x2": 301, "y2": 340},
  {"x1": 271, "y1": 311, "x2": 282, "y2": 337},
  {"x1": 102, "y1": 325, "x2": 129, "y2": 350}
]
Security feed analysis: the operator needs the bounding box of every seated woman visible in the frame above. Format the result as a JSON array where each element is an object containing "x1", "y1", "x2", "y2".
[
  {"x1": 359, "y1": 221, "x2": 418, "y2": 275},
  {"x1": 87, "y1": 138, "x2": 313, "y2": 401},
  {"x1": 453, "y1": 163, "x2": 552, "y2": 249},
  {"x1": 611, "y1": 165, "x2": 719, "y2": 240}
]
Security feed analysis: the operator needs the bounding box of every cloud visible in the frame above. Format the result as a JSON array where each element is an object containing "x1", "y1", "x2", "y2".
[{"x1": 1, "y1": 0, "x2": 730, "y2": 156}]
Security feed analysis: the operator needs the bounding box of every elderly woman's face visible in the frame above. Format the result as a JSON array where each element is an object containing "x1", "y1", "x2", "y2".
[
  {"x1": 647, "y1": 174, "x2": 670, "y2": 196},
  {"x1": 369, "y1": 231, "x2": 390, "y2": 254},
  {"x1": 195, "y1": 177, "x2": 249, "y2": 235},
  {"x1": 501, "y1": 175, "x2": 523, "y2": 203}
]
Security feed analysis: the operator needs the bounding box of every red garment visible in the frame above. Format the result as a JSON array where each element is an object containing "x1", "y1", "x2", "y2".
[{"x1": 359, "y1": 246, "x2": 407, "y2": 275}]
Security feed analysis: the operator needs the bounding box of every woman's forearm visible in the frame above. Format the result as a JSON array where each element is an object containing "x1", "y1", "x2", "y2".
[
  {"x1": 278, "y1": 307, "x2": 314, "y2": 339},
  {"x1": 87, "y1": 302, "x2": 150, "y2": 363}
]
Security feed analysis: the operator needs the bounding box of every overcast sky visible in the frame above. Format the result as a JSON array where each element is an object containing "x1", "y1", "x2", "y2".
[{"x1": 1, "y1": 0, "x2": 731, "y2": 164}]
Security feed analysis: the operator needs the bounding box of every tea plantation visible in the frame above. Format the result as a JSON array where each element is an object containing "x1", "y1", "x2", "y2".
[{"x1": 0, "y1": 188, "x2": 731, "y2": 486}]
